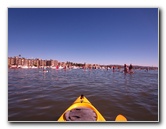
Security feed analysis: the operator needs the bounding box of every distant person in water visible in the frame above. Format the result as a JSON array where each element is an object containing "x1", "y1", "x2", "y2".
[
  {"x1": 112, "y1": 66, "x2": 115, "y2": 72},
  {"x1": 43, "y1": 67, "x2": 46, "y2": 71},
  {"x1": 129, "y1": 64, "x2": 133, "y2": 73},
  {"x1": 124, "y1": 64, "x2": 128, "y2": 73}
]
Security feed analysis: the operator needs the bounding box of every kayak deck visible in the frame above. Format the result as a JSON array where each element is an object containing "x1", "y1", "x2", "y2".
[{"x1": 58, "y1": 95, "x2": 106, "y2": 121}]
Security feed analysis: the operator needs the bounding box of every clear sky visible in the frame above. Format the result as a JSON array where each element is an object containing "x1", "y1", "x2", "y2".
[{"x1": 8, "y1": 8, "x2": 158, "y2": 67}]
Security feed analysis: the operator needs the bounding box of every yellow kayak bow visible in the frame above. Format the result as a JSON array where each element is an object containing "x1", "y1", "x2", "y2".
[{"x1": 58, "y1": 95, "x2": 127, "y2": 122}]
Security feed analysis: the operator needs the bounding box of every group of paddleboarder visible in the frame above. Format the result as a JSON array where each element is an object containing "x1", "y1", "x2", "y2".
[{"x1": 124, "y1": 64, "x2": 133, "y2": 73}]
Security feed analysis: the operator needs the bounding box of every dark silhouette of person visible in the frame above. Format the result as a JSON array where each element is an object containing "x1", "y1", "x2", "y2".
[
  {"x1": 129, "y1": 64, "x2": 133, "y2": 73},
  {"x1": 124, "y1": 64, "x2": 128, "y2": 73}
]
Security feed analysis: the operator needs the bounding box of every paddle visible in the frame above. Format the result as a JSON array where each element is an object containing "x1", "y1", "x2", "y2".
[{"x1": 115, "y1": 114, "x2": 127, "y2": 121}]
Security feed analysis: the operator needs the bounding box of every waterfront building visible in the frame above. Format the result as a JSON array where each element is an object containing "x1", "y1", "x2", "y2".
[
  {"x1": 51, "y1": 60, "x2": 58, "y2": 66},
  {"x1": 14, "y1": 56, "x2": 19, "y2": 65},
  {"x1": 46, "y1": 60, "x2": 52, "y2": 66},
  {"x1": 39, "y1": 59, "x2": 43, "y2": 67},
  {"x1": 42, "y1": 60, "x2": 46, "y2": 67},
  {"x1": 18, "y1": 58, "x2": 22, "y2": 66},
  {"x1": 8, "y1": 57, "x2": 12, "y2": 66},
  {"x1": 33, "y1": 58, "x2": 40, "y2": 67},
  {"x1": 24, "y1": 59, "x2": 28, "y2": 66}
]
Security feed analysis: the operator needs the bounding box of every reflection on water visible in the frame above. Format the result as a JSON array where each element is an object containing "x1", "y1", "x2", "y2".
[{"x1": 8, "y1": 68, "x2": 158, "y2": 121}]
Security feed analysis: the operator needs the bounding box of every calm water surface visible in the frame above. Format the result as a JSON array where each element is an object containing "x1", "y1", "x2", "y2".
[{"x1": 8, "y1": 68, "x2": 158, "y2": 122}]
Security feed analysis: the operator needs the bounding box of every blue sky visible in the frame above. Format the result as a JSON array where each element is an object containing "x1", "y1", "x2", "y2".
[{"x1": 8, "y1": 8, "x2": 158, "y2": 66}]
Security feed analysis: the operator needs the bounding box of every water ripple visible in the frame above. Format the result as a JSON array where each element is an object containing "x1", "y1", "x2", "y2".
[{"x1": 8, "y1": 69, "x2": 158, "y2": 121}]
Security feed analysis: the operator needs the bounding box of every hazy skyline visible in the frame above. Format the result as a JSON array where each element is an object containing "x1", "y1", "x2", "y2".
[{"x1": 8, "y1": 8, "x2": 158, "y2": 67}]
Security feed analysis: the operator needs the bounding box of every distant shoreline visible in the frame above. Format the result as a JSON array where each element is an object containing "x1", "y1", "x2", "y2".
[{"x1": 8, "y1": 56, "x2": 158, "y2": 70}]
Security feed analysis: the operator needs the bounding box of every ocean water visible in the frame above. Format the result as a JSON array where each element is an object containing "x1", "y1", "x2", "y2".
[{"x1": 8, "y1": 68, "x2": 158, "y2": 122}]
